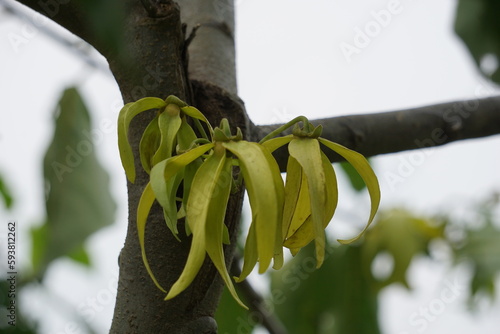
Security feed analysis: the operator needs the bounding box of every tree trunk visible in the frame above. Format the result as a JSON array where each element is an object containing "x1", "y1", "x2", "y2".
[{"x1": 106, "y1": 1, "x2": 248, "y2": 333}]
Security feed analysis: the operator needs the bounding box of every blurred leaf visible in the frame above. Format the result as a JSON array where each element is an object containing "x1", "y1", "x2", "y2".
[
  {"x1": 361, "y1": 209, "x2": 444, "y2": 290},
  {"x1": 67, "y1": 244, "x2": 92, "y2": 266},
  {"x1": 339, "y1": 161, "x2": 366, "y2": 192},
  {"x1": 453, "y1": 196, "x2": 500, "y2": 301},
  {"x1": 271, "y1": 242, "x2": 380, "y2": 334},
  {"x1": 455, "y1": 0, "x2": 500, "y2": 83},
  {"x1": 32, "y1": 88, "x2": 116, "y2": 277},
  {"x1": 215, "y1": 286, "x2": 255, "y2": 334},
  {"x1": 0, "y1": 173, "x2": 13, "y2": 208}
]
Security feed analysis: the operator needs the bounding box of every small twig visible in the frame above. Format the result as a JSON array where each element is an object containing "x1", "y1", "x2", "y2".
[
  {"x1": 185, "y1": 23, "x2": 201, "y2": 49},
  {"x1": 231, "y1": 254, "x2": 288, "y2": 334}
]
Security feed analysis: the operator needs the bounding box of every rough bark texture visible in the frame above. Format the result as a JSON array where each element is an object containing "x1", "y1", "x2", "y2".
[
  {"x1": 12, "y1": 0, "x2": 500, "y2": 332},
  {"x1": 104, "y1": 1, "x2": 248, "y2": 333}
]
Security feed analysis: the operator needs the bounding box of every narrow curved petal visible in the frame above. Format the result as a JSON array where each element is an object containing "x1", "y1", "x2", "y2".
[
  {"x1": 137, "y1": 182, "x2": 167, "y2": 293},
  {"x1": 150, "y1": 143, "x2": 214, "y2": 210},
  {"x1": 139, "y1": 114, "x2": 161, "y2": 173},
  {"x1": 260, "y1": 135, "x2": 293, "y2": 153},
  {"x1": 319, "y1": 138, "x2": 380, "y2": 244},
  {"x1": 167, "y1": 146, "x2": 236, "y2": 303},
  {"x1": 204, "y1": 157, "x2": 247, "y2": 308},
  {"x1": 282, "y1": 152, "x2": 338, "y2": 266},
  {"x1": 222, "y1": 141, "x2": 284, "y2": 273},
  {"x1": 181, "y1": 106, "x2": 214, "y2": 135},
  {"x1": 152, "y1": 111, "x2": 182, "y2": 164},
  {"x1": 118, "y1": 98, "x2": 166, "y2": 183},
  {"x1": 235, "y1": 222, "x2": 258, "y2": 282},
  {"x1": 288, "y1": 138, "x2": 327, "y2": 267}
]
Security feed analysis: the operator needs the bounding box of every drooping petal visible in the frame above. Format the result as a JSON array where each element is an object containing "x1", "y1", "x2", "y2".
[
  {"x1": 181, "y1": 106, "x2": 214, "y2": 136},
  {"x1": 152, "y1": 109, "x2": 182, "y2": 164},
  {"x1": 283, "y1": 152, "x2": 338, "y2": 266},
  {"x1": 204, "y1": 156, "x2": 247, "y2": 308},
  {"x1": 235, "y1": 222, "x2": 258, "y2": 282},
  {"x1": 288, "y1": 138, "x2": 327, "y2": 267},
  {"x1": 260, "y1": 135, "x2": 293, "y2": 153},
  {"x1": 167, "y1": 145, "x2": 234, "y2": 303},
  {"x1": 150, "y1": 143, "x2": 214, "y2": 211},
  {"x1": 118, "y1": 98, "x2": 166, "y2": 182},
  {"x1": 137, "y1": 182, "x2": 167, "y2": 293},
  {"x1": 284, "y1": 157, "x2": 312, "y2": 240},
  {"x1": 222, "y1": 141, "x2": 284, "y2": 273},
  {"x1": 319, "y1": 138, "x2": 380, "y2": 244}
]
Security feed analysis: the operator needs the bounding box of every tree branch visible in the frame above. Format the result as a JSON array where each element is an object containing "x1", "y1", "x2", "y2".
[
  {"x1": 14, "y1": 0, "x2": 129, "y2": 59},
  {"x1": 2, "y1": 0, "x2": 111, "y2": 74},
  {"x1": 14, "y1": 0, "x2": 91, "y2": 45},
  {"x1": 254, "y1": 96, "x2": 500, "y2": 171},
  {"x1": 230, "y1": 255, "x2": 288, "y2": 334}
]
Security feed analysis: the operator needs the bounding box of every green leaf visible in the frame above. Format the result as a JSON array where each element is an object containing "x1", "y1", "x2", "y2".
[
  {"x1": 319, "y1": 138, "x2": 380, "y2": 244},
  {"x1": 361, "y1": 209, "x2": 443, "y2": 290},
  {"x1": 215, "y1": 287, "x2": 255, "y2": 333},
  {"x1": 35, "y1": 87, "x2": 116, "y2": 277},
  {"x1": 67, "y1": 244, "x2": 92, "y2": 266},
  {"x1": 455, "y1": 0, "x2": 500, "y2": 83},
  {"x1": 223, "y1": 141, "x2": 285, "y2": 275},
  {"x1": 454, "y1": 207, "x2": 500, "y2": 301},
  {"x1": 117, "y1": 97, "x2": 166, "y2": 183},
  {"x1": 339, "y1": 161, "x2": 366, "y2": 192},
  {"x1": 271, "y1": 243, "x2": 381, "y2": 334},
  {"x1": 0, "y1": 173, "x2": 13, "y2": 209}
]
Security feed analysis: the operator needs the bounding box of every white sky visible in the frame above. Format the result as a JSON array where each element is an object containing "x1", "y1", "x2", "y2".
[{"x1": 1, "y1": 0, "x2": 500, "y2": 333}]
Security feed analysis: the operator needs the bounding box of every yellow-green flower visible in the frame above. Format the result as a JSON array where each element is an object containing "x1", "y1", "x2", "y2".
[
  {"x1": 261, "y1": 120, "x2": 380, "y2": 267},
  {"x1": 137, "y1": 119, "x2": 285, "y2": 309},
  {"x1": 117, "y1": 95, "x2": 381, "y2": 309}
]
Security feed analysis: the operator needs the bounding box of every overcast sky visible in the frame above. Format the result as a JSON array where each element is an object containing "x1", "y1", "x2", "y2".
[{"x1": 1, "y1": 0, "x2": 500, "y2": 333}]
